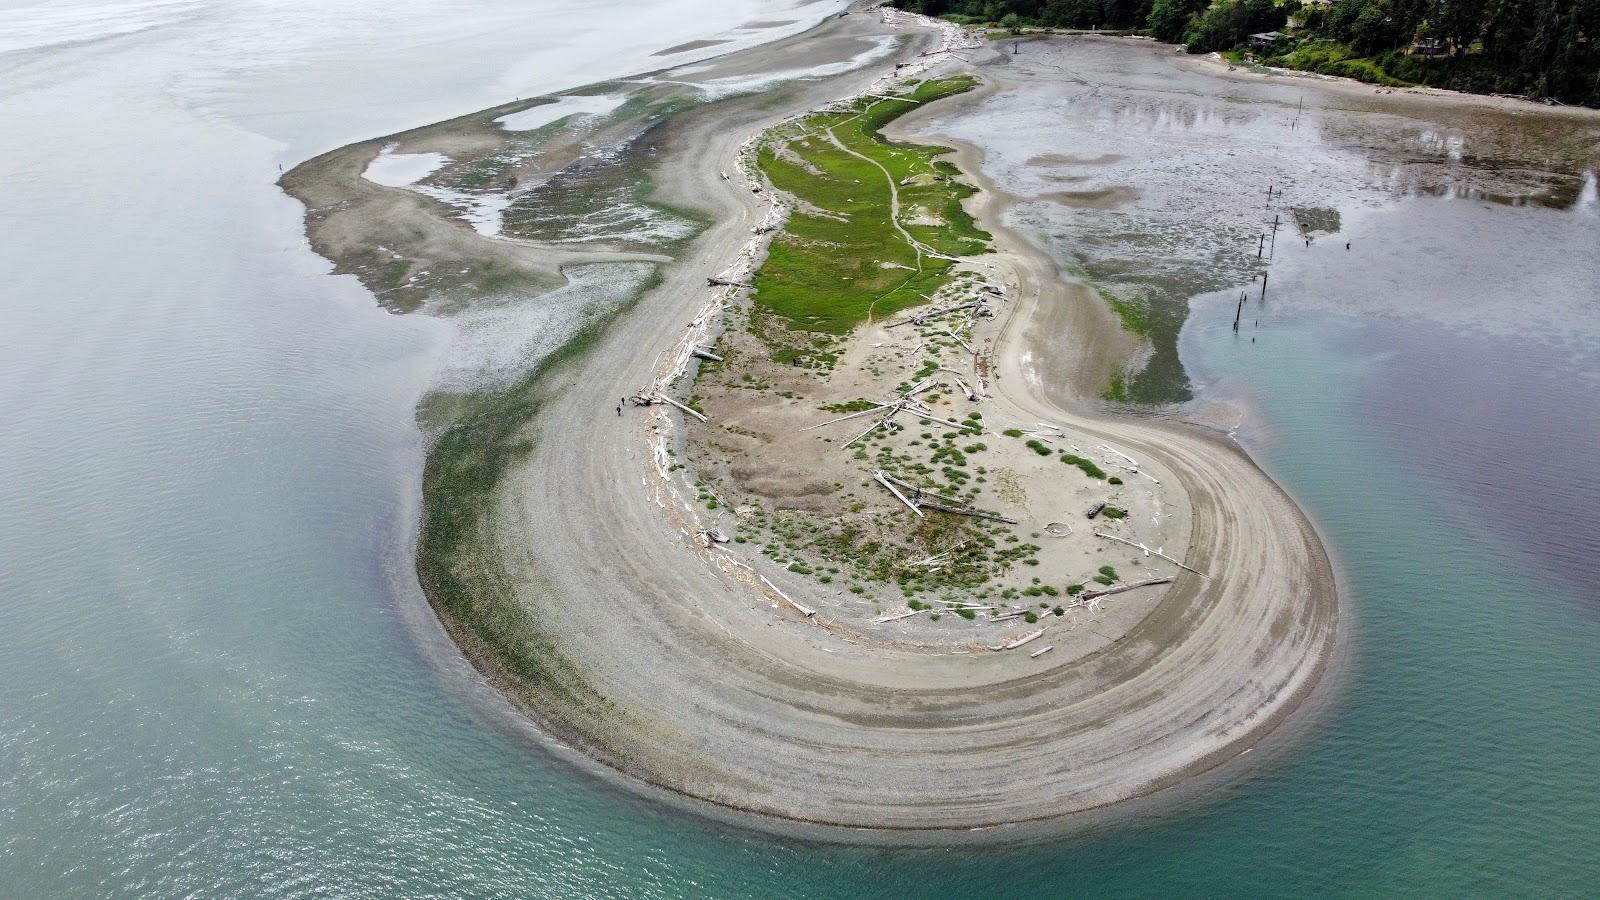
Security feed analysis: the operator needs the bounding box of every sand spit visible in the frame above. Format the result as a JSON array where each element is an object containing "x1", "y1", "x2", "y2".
[{"x1": 283, "y1": 6, "x2": 1338, "y2": 835}]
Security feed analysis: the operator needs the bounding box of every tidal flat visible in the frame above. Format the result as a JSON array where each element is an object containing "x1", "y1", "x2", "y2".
[{"x1": 910, "y1": 36, "x2": 1600, "y2": 404}]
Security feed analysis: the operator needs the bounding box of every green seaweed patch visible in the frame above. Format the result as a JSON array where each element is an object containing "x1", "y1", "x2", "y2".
[
  {"x1": 417, "y1": 297, "x2": 653, "y2": 719},
  {"x1": 1103, "y1": 370, "x2": 1131, "y2": 404},
  {"x1": 1096, "y1": 285, "x2": 1151, "y2": 338}
]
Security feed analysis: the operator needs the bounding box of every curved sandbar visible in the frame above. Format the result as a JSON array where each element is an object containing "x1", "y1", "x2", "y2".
[{"x1": 288, "y1": 8, "x2": 1339, "y2": 834}]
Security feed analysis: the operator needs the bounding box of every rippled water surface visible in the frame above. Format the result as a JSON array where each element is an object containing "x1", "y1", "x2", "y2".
[{"x1": 4, "y1": 9, "x2": 1600, "y2": 897}]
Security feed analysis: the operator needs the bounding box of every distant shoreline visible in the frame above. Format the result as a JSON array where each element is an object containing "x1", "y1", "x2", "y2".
[{"x1": 1178, "y1": 41, "x2": 1600, "y2": 120}]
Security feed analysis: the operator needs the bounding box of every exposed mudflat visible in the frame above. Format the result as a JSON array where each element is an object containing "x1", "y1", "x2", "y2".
[
  {"x1": 912, "y1": 36, "x2": 1600, "y2": 404},
  {"x1": 654, "y1": 39, "x2": 731, "y2": 56}
]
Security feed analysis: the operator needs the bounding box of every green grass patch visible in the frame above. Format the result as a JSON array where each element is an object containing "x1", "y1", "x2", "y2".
[
  {"x1": 819, "y1": 398, "x2": 881, "y2": 413},
  {"x1": 1266, "y1": 41, "x2": 1412, "y2": 88},
  {"x1": 1061, "y1": 453, "x2": 1108, "y2": 479},
  {"x1": 751, "y1": 77, "x2": 990, "y2": 334}
]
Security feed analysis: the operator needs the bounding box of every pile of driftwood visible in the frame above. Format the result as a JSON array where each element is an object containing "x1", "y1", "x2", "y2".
[
  {"x1": 633, "y1": 393, "x2": 706, "y2": 423},
  {"x1": 800, "y1": 374, "x2": 973, "y2": 449},
  {"x1": 885, "y1": 298, "x2": 991, "y2": 331},
  {"x1": 871, "y1": 470, "x2": 1018, "y2": 524}
]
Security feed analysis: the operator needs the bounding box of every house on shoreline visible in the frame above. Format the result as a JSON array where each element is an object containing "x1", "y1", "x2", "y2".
[{"x1": 1248, "y1": 31, "x2": 1288, "y2": 53}]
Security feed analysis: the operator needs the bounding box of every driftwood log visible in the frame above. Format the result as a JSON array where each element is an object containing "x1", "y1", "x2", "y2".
[
  {"x1": 1079, "y1": 576, "x2": 1174, "y2": 601},
  {"x1": 917, "y1": 500, "x2": 1018, "y2": 524}
]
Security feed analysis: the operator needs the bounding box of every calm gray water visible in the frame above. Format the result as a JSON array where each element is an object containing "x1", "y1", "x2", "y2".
[{"x1": 5, "y1": 6, "x2": 1600, "y2": 896}]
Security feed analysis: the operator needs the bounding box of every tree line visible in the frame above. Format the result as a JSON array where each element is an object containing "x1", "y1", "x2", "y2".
[{"x1": 884, "y1": 0, "x2": 1600, "y2": 104}]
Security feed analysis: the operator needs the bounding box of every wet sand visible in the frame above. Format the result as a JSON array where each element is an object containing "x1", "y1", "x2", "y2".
[
  {"x1": 284, "y1": 9, "x2": 1340, "y2": 835},
  {"x1": 653, "y1": 39, "x2": 731, "y2": 56}
]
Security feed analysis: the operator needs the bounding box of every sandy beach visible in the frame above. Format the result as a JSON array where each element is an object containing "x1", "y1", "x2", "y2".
[{"x1": 283, "y1": 7, "x2": 1340, "y2": 835}]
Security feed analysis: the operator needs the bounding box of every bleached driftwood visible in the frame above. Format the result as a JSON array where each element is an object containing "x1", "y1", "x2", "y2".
[
  {"x1": 845, "y1": 406, "x2": 903, "y2": 448},
  {"x1": 691, "y1": 348, "x2": 724, "y2": 362},
  {"x1": 801, "y1": 403, "x2": 892, "y2": 431},
  {"x1": 942, "y1": 327, "x2": 976, "y2": 355},
  {"x1": 995, "y1": 628, "x2": 1045, "y2": 651},
  {"x1": 652, "y1": 394, "x2": 707, "y2": 423},
  {"x1": 936, "y1": 367, "x2": 979, "y2": 400},
  {"x1": 1078, "y1": 576, "x2": 1174, "y2": 601},
  {"x1": 902, "y1": 403, "x2": 968, "y2": 430},
  {"x1": 917, "y1": 500, "x2": 1018, "y2": 524},
  {"x1": 880, "y1": 472, "x2": 963, "y2": 506},
  {"x1": 759, "y1": 574, "x2": 815, "y2": 617},
  {"x1": 873, "y1": 470, "x2": 925, "y2": 518},
  {"x1": 1030, "y1": 645, "x2": 1054, "y2": 658},
  {"x1": 1092, "y1": 531, "x2": 1208, "y2": 578},
  {"x1": 875, "y1": 608, "x2": 926, "y2": 623},
  {"x1": 907, "y1": 540, "x2": 969, "y2": 567},
  {"x1": 885, "y1": 300, "x2": 985, "y2": 329},
  {"x1": 1100, "y1": 444, "x2": 1139, "y2": 467}
]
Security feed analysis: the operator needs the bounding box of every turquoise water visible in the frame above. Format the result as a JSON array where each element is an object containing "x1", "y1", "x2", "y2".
[{"x1": 5, "y1": 3, "x2": 1600, "y2": 894}]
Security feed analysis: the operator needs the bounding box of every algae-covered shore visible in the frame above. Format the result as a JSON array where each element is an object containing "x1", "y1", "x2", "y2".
[{"x1": 281, "y1": 7, "x2": 1340, "y2": 835}]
